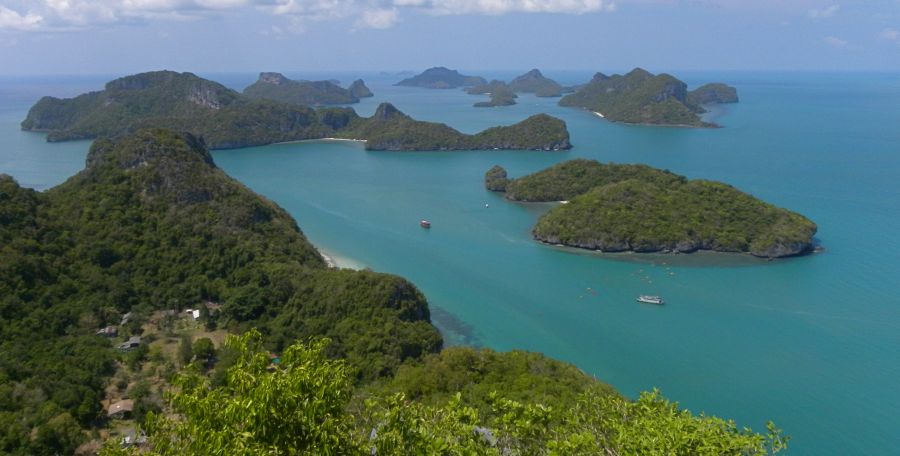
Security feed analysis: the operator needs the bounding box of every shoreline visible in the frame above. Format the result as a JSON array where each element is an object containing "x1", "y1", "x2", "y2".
[
  {"x1": 577, "y1": 107, "x2": 718, "y2": 128},
  {"x1": 535, "y1": 238, "x2": 818, "y2": 262},
  {"x1": 316, "y1": 246, "x2": 365, "y2": 270},
  {"x1": 273, "y1": 137, "x2": 367, "y2": 146}
]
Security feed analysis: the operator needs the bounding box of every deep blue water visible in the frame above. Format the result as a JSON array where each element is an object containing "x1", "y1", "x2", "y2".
[{"x1": 2, "y1": 71, "x2": 899, "y2": 455}]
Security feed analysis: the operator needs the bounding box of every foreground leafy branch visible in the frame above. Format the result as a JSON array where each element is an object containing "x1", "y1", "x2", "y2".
[{"x1": 101, "y1": 330, "x2": 787, "y2": 456}]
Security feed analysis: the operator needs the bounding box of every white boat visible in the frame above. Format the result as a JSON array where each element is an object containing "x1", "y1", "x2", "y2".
[{"x1": 637, "y1": 295, "x2": 664, "y2": 305}]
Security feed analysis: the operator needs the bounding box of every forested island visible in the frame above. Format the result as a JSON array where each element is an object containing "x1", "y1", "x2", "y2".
[
  {"x1": 464, "y1": 69, "x2": 566, "y2": 108},
  {"x1": 508, "y1": 69, "x2": 565, "y2": 97},
  {"x1": 337, "y1": 103, "x2": 570, "y2": 150},
  {"x1": 0, "y1": 130, "x2": 787, "y2": 455},
  {"x1": 467, "y1": 80, "x2": 518, "y2": 107},
  {"x1": 395, "y1": 66, "x2": 487, "y2": 89},
  {"x1": 243, "y1": 72, "x2": 372, "y2": 105},
  {"x1": 21, "y1": 70, "x2": 569, "y2": 151},
  {"x1": 559, "y1": 68, "x2": 739, "y2": 127},
  {"x1": 486, "y1": 159, "x2": 816, "y2": 258}
]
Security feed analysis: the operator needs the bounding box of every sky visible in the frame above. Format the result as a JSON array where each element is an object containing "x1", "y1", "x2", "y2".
[{"x1": 1, "y1": 0, "x2": 899, "y2": 74}]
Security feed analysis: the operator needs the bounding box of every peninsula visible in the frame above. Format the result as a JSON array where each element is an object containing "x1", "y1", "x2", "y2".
[
  {"x1": 395, "y1": 66, "x2": 487, "y2": 89},
  {"x1": 243, "y1": 72, "x2": 370, "y2": 105},
  {"x1": 487, "y1": 159, "x2": 817, "y2": 258},
  {"x1": 21, "y1": 70, "x2": 570, "y2": 151},
  {"x1": 0, "y1": 129, "x2": 783, "y2": 455},
  {"x1": 559, "y1": 68, "x2": 739, "y2": 127}
]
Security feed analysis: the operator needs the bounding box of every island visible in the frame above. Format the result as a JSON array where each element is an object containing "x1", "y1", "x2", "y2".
[
  {"x1": 558, "y1": 68, "x2": 739, "y2": 127},
  {"x1": 486, "y1": 159, "x2": 817, "y2": 258},
  {"x1": 21, "y1": 70, "x2": 571, "y2": 151},
  {"x1": 348, "y1": 78, "x2": 374, "y2": 98},
  {"x1": 467, "y1": 80, "x2": 518, "y2": 107},
  {"x1": 0, "y1": 129, "x2": 785, "y2": 455},
  {"x1": 508, "y1": 69, "x2": 564, "y2": 97},
  {"x1": 687, "y1": 82, "x2": 739, "y2": 105},
  {"x1": 243, "y1": 72, "x2": 364, "y2": 105},
  {"x1": 338, "y1": 103, "x2": 570, "y2": 150},
  {"x1": 395, "y1": 66, "x2": 487, "y2": 89}
]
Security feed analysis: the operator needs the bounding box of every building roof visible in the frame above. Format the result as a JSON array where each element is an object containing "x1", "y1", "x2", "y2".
[{"x1": 107, "y1": 399, "x2": 134, "y2": 417}]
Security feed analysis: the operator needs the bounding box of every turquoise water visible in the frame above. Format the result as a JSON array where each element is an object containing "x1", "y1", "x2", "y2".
[{"x1": 2, "y1": 72, "x2": 899, "y2": 454}]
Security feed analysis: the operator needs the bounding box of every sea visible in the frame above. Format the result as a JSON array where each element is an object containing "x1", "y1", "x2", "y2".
[{"x1": 1, "y1": 70, "x2": 898, "y2": 455}]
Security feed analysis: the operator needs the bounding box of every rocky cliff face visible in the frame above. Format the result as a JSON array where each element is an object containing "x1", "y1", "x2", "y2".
[
  {"x1": 259, "y1": 72, "x2": 290, "y2": 85},
  {"x1": 188, "y1": 83, "x2": 225, "y2": 109},
  {"x1": 348, "y1": 79, "x2": 373, "y2": 98},
  {"x1": 484, "y1": 165, "x2": 509, "y2": 192}
]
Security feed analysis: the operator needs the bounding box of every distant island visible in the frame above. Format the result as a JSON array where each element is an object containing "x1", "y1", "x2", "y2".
[
  {"x1": 508, "y1": 69, "x2": 564, "y2": 97},
  {"x1": 464, "y1": 69, "x2": 572, "y2": 108},
  {"x1": 487, "y1": 159, "x2": 817, "y2": 258},
  {"x1": 395, "y1": 66, "x2": 487, "y2": 89},
  {"x1": 338, "y1": 103, "x2": 570, "y2": 150},
  {"x1": 559, "y1": 68, "x2": 739, "y2": 127},
  {"x1": 243, "y1": 72, "x2": 373, "y2": 105},
  {"x1": 467, "y1": 80, "x2": 518, "y2": 107},
  {"x1": 348, "y1": 79, "x2": 374, "y2": 98},
  {"x1": 21, "y1": 70, "x2": 570, "y2": 151}
]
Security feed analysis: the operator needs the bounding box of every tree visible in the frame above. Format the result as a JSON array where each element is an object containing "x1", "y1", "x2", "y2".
[
  {"x1": 102, "y1": 330, "x2": 362, "y2": 455},
  {"x1": 178, "y1": 335, "x2": 193, "y2": 367},
  {"x1": 101, "y1": 332, "x2": 787, "y2": 456},
  {"x1": 34, "y1": 413, "x2": 85, "y2": 455},
  {"x1": 192, "y1": 337, "x2": 215, "y2": 368}
]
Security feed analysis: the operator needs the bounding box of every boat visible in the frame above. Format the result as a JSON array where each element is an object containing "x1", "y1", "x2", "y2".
[
  {"x1": 420, "y1": 220, "x2": 431, "y2": 229},
  {"x1": 636, "y1": 295, "x2": 664, "y2": 305}
]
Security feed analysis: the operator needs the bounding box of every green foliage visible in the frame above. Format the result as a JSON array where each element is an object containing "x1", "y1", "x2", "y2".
[
  {"x1": 366, "y1": 347, "x2": 613, "y2": 423},
  {"x1": 497, "y1": 159, "x2": 817, "y2": 257},
  {"x1": 470, "y1": 114, "x2": 571, "y2": 151},
  {"x1": 503, "y1": 158, "x2": 684, "y2": 202},
  {"x1": 484, "y1": 165, "x2": 509, "y2": 192},
  {"x1": 348, "y1": 79, "x2": 374, "y2": 98},
  {"x1": 104, "y1": 330, "x2": 362, "y2": 455},
  {"x1": 543, "y1": 389, "x2": 789, "y2": 456},
  {"x1": 559, "y1": 68, "x2": 733, "y2": 127},
  {"x1": 125, "y1": 344, "x2": 150, "y2": 371},
  {"x1": 33, "y1": 412, "x2": 86, "y2": 456},
  {"x1": 508, "y1": 69, "x2": 563, "y2": 97},
  {"x1": 395, "y1": 67, "x2": 487, "y2": 89},
  {"x1": 243, "y1": 72, "x2": 360, "y2": 105},
  {"x1": 100, "y1": 334, "x2": 787, "y2": 456},
  {"x1": 192, "y1": 338, "x2": 216, "y2": 366},
  {"x1": 0, "y1": 129, "x2": 441, "y2": 453},
  {"x1": 178, "y1": 335, "x2": 193, "y2": 367},
  {"x1": 339, "y1": 103, "x2": 570, "y2": 151},
  {"x1": 469, "y1": 81, "x2": 518, "y2": 107},
  {"x1": 23, "y1": 71, "x2": 569, "y2": 152},
  {"x1": 688, "y1": 83, "x2": 740, "y2": 105}
]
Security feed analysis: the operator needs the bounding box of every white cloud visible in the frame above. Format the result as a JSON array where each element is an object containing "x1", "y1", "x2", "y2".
[
  {"x1": 808, "y1": 4, "x2": 839, "y2": 19},
  {"x1": 0, "y1": 6, "x2": 43, "y2": 31},
  {"x1": 356, "y1": 8, "x2": 399, "y2": 28},
  {"x1": 881, "y1": 27, "x2": 899, "y2": 42},
  {"x1": 0, "y1": 0, "x2": 617, "y2": 32},
  {"x1": 407, "y1": 0, "x2": 616, "y2": 15},
  {"x1": 823, "y1": 35, "x2": 848, "y2": 48}
]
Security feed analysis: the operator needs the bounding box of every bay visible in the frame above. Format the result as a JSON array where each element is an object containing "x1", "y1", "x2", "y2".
[{"x1": 2, "y1": 71, "x2": 899, "y2": 455}]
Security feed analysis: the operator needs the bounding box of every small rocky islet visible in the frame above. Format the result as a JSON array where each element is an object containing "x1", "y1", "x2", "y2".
[{"x1": 486, "y1": 159, "x2": 817, "y2": 258}]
